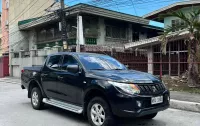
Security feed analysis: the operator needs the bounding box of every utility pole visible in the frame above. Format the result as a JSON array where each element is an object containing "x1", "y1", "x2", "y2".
[
  {"x1": 60, "y1": 0, "x2": 68, "y2": 51},
  {"x1": 76, "y1": 14, "x2": 80, "y2": 52}
]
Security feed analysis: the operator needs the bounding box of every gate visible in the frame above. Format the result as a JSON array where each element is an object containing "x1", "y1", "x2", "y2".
[{"x1": 0, "y1": 56, "x2": 9, "y2": 78}]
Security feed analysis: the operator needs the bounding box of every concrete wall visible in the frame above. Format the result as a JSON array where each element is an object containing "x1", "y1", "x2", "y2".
[
  {"x1": 0, "y1": 18, "x2": 2, "y2": 56},
  {"x1": 1, "y1": 0, "x2": 9, "y2": 54},
  {"x1": 164, "y1": 6, "x2": 200, "y2": 28},
  {"x1": 9, "y1": 24, "x2": 29, "y2": 52},
  {"x1": 10, "y1": 48, "x2": 59, "y2": 77},
  {"x1": 11, "y1": 56, "x2": 46, "y2": 77},
  {"x1": 9, "y1": 0, "x2": 55, "y2": 25}
]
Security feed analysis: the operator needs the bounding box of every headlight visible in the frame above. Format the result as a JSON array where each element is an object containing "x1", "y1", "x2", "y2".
[{"x1": 108, "y1": 81, "x2": 140, "y2": 95}]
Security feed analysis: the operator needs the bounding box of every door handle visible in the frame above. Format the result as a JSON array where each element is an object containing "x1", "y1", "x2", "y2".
[
  {"x1": 41, "y1": 73, "x2": 48, "y2": 77},
  {"x1": 58, "y1": 76, "x2": 64, "y2": 79}
]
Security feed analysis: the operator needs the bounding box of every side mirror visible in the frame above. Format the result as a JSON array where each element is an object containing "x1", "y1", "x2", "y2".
[{"x1": 67, "y1": 64, "x2": 79, "y2": 73}]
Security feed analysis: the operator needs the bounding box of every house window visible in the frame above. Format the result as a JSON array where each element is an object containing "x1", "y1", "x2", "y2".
[
  {"x1": 105, "y1": 25, "x2": 127, "y2": 39},
  {"x1": 171, "y1": 19, "x2": 186, "y2": 32},
  {"x1": 106, "y1": 26, "x2": 112, "y2": 37},
  {"x1": 132, "y1": 31, "x2": 139, "y2": 42}
]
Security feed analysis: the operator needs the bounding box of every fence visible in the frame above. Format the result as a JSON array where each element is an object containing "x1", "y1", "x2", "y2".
[{"x1": 85, "y1": 48, "x2": 189, "y2": 78}]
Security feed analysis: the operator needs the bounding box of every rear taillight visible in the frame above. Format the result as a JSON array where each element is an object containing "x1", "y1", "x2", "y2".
[{"x1": 21, "y1": 69, "x2": 24, "y2": 73}]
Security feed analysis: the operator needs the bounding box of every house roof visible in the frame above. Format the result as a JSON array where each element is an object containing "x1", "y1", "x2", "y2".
[
  {"x1": 18, "y1": 3, "x2": 152, "y2": 30},
  {"x1": 143, "y1": 0, "x2": 200, "y2": 22}
]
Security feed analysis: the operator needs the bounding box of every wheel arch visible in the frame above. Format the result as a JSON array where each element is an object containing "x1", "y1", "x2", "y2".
[
  {"x1": 28, "y1": 79, "x2": 45, "y2": 98},
  {"x1": 83, "y1": 88, "x2": 112, "y2": 117}
]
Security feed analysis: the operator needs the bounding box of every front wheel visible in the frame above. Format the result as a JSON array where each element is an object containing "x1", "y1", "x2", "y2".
[
  {"x1": 140, "y1": 113, "x2": 157, "y2": 119},
  {"x1": 87, "y1": 97, "x2": 115, "y2": 126},
  {"x1": 31, "y1": 87, "x2": 44, "y2": 110}
]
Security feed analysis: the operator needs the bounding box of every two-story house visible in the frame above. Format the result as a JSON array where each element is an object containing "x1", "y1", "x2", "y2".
[
  {"x1": 9, "y1": 3, "x2": 162, "y2": 77},
  {"x1": 125, "y1": 0, "x2": 200, "y2": 76}
]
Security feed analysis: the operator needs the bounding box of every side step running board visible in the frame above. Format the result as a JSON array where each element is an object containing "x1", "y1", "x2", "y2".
[{"x1": 43, "y1": 98, "x2": 83, "y2": 114}]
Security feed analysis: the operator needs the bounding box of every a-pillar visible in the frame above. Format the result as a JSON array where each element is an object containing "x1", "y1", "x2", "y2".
[{"x1": 147, "y1": 46, "x2": 154, "y2": 74}]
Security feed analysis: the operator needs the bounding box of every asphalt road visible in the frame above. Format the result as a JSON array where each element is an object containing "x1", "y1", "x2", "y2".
[{"x1": 0, "y1": 79, "x2": 200, "y2": 126}]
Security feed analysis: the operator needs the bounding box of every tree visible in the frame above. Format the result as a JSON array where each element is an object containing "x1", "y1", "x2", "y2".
[{"x1": 159, "y1": 9, "x2": 200, "y2": 87}]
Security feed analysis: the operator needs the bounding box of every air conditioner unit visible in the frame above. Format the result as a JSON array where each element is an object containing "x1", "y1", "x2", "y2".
[{"x1": 5, "y1": 20, "x2": 9, "y2": 26}]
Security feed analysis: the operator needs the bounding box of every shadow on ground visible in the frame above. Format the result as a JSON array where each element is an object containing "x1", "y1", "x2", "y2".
[{"x1": 38, "y1": 104, "x2": 167, "y2": 126}]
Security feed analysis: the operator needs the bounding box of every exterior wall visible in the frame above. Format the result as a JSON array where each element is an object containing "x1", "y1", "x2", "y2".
[
  {"x1": 164, "y1": 6, "x2": 200, "y2": 28},
  {"x1": 0, "y1": 17, "x2": 2, "y2": 56},
  {"x1": 1, "y1": 0, "x2": 9, "y2": 54},
  {"x1": 10, "y1": 48, "x2": 59, "y2": 77},
  {"x1": 9, "y1": 0, "x2": 55, "y2": 25},
  {"x1": 9, "y1": 24, "x2": 29, "y2": 52}
]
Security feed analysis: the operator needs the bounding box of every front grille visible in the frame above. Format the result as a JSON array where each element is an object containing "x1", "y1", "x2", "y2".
[{"x1": 137, "y1": 83, "x2": 165, "y2": 95}]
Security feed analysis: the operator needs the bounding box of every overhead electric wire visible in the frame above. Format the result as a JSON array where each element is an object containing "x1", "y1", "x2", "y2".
[
  {"x1": 0, "y1": 0, "x2": 57, "y2": 50},
  {"x1": 0, "y1": 0, "x2": 188, "y2": 51}
]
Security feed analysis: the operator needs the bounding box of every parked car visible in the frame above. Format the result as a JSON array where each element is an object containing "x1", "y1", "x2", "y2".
[{"x1": 21, "y1": 52, "x2": 170, "y2": 126}]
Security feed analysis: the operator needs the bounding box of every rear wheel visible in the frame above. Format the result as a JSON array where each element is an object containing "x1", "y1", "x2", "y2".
[
  {"x1": 31, "y1": 87, "x2": 44, "y2": 110},
  {"x1": 140, "y1": 113, "x2": 157, "y2": 119},
  {"x1": 87, "y1": 97, "x2": 114, "y2": 126}
]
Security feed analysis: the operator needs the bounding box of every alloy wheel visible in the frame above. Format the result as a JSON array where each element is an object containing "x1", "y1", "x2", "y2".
[{"x1": 90, "y1": 103, "x2": 105, "y2": 126}]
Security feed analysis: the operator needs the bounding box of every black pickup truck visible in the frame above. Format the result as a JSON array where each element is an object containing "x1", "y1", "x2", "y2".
[{"x1": 21, "y1": 52, "x2": 170, "y2": 126}]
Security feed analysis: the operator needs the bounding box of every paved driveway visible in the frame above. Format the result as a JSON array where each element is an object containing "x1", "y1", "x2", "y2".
[{"x1": 0, "y1": 79, "x2": 200, "y2": 126}]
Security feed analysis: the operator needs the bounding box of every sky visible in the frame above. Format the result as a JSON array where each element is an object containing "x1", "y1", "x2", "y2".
[
  {"x1": 65, "y1": 0, "x2": 186, "y2": 27},
  {"x1": 0, "y1": 0, "x2": 1, "y2": 13},
  {"x1": 0, "y1": 0, "x2": 186, "y2": 27}
]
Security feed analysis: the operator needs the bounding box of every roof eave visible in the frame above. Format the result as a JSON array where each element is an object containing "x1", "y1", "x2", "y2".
[
  {"x1": 143, "y1": 1, "x2": 200, "y2": 21},
  {"x1": 19, "y1": 3, "x2": 150, "y2": 30}
]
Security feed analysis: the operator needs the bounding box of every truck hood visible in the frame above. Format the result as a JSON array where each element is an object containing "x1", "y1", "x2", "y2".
[{"x1": 87, "y1": 70, "x2": 161, "y2": 84}]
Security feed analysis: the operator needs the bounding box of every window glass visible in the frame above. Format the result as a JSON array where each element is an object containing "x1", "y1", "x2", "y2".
[
  {"x1": 106, "y1": 25, "x2": 127, "y2": 39},
  {"x1": 106, "y1": 26, "x2": 112, "y2": 37},
  {"x1": 47, "y1": 55, "x2": 62, "y2": 69},
  {"x1": 61, "y1": 55, "x2": 78, "y2": 71},
  {"x1": 79, "y1": 55, "x2": 126, "y2": 70}
]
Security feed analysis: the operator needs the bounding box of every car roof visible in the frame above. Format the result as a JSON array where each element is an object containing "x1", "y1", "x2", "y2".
[{"x1": 48, "y1": 52, "x2": 108, "y2": 57}]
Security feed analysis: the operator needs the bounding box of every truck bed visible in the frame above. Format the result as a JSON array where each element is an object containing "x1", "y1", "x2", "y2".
[{"x1": 24, "y1": 66, "x2": 42, "y2": 72}]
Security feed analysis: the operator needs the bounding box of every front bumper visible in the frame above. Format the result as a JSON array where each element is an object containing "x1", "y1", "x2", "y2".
[{"x1": 108, "y1": 89, "x2": 170, "y2": 118}]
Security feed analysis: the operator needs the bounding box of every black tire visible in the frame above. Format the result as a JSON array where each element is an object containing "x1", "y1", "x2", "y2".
[
  {"x1": 87, "y1": 97, "x2": 115, "y2": 126},
  {"x1": 31, "y1": 87, "x2": 44, "y2": 110},
  {"x1": 140, "y1": 113, "x2": 157, "y2": 119}
]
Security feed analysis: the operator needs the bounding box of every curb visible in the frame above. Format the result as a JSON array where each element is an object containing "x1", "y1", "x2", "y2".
[{"x1": 170, "y1": 99, "x2": 200, "y2": 113}]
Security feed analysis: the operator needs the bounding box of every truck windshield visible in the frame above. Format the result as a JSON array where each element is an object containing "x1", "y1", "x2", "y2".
[{"x1": 79, "y1": 54, "x2": 127, "y2": 70}]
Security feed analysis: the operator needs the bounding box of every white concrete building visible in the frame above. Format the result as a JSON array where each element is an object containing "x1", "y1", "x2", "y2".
[{"x1": 9, "y1": 3, "x2": 162, "y2": 77}]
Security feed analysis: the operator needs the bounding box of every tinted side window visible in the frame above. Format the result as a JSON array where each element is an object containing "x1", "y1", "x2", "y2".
[
  {"x1": 47, "y1": 55, "x2": 62, "y2": 70},
  {"x1": 61, "y1": 55, "x2": 78, "y2": 71}
]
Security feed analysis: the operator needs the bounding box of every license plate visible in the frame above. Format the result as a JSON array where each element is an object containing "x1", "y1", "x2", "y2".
[{"x1": 151, "y1": 96, "x2": 163, "y2": 105}]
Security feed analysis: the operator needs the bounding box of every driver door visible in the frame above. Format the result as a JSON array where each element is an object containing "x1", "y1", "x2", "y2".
[{"x1": 56, "y1": 55, "x2": 84, "y2": 105}]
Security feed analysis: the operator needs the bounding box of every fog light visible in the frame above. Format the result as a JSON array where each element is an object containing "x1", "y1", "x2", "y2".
[{"x1": 137, "y1": 101, "x2": 142, "y2": 107}]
